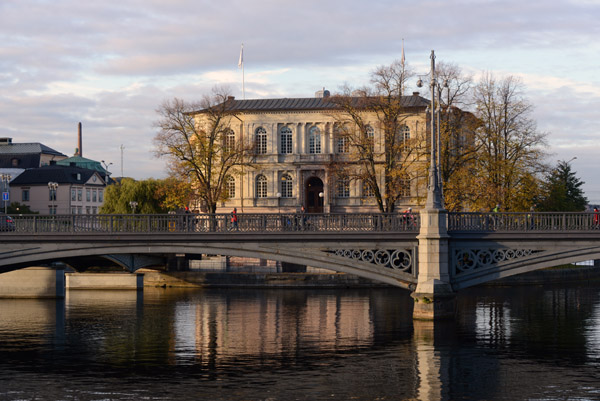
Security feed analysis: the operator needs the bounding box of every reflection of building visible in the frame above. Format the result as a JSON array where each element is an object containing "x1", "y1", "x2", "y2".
[{"x1": 198, "y1": 91, "x2": 431, "y2": 213}]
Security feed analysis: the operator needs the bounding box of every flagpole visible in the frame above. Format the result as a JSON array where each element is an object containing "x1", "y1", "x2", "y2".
[{"x1": 238, "y1": 43, "x2": 245, "y2": 100}]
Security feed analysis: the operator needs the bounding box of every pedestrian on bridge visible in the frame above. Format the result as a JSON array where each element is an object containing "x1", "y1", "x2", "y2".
[
  {"x1": 231, "y1": 208, "x2": 238, "y2": 230},
  {"x1": 594, "y1": 207, "x2": 599, "y2": 228}
]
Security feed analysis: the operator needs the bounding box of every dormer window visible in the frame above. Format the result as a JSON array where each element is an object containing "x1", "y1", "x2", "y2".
[{"x1": 11, "y1": 158, "x2": 18, "y2": 167}]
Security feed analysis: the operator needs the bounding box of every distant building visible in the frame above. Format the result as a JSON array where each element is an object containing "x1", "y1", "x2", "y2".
[
  {"x1": 57, "y1": 156, "x2": 114, "y2": 184},
  {"x1": 0, "y1": 137, "x2": 67, "y2": 169},
  {"x1": 9, "y1": 163, "x2": 106, "y2": 215}
]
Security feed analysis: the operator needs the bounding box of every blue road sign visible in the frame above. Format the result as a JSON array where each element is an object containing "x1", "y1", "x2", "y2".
[{"x1": 2, "y1": 192, "x2": 9, "y2": 201}]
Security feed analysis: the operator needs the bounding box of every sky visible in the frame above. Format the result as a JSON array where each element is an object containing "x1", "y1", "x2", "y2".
[{"x1": 1, "y1": 0, "x2": 599, "y2": 201}]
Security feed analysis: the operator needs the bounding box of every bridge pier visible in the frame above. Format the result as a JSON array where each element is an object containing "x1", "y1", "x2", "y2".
[{"x1": 412, "y1": 209, "x2": 456, "y2": 320}]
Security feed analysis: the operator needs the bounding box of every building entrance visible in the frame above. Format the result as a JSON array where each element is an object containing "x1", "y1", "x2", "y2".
[{"x1": 305, "y1": 177, "x2": 324, "y2": 213}]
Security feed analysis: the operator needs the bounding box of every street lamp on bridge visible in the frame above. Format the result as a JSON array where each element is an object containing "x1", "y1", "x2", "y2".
[
  {"x1": 129, "y1": 201, "x2": 138, "y2": 214},
  {"x1": 417, "y1": 50, "x2": 448, "y2": 210}
]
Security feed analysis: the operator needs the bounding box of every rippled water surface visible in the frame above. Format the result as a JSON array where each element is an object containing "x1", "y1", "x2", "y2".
[{"x1": 1, "y1": 284, "x2": 600, "y2": 400}]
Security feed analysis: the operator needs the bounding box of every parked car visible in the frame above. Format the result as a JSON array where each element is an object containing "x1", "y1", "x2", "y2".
[{"x1": 0, "y1": 213, "x2": 15, "y2": 231}]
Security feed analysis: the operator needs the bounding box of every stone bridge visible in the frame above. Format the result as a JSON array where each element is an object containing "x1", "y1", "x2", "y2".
[{"x1": 1, "y1": 211, "x2": 600, "y2": 317}]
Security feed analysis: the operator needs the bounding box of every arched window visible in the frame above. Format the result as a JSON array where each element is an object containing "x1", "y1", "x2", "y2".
[
  {"x1": 280, "y1": 174, "x2": 293, "y2": 198},
  {"x1": 255, "y1": 127, "x2": 267, "y2": 154},
  {"x1": 280, "y1": 126, "x2": 292, "y2": 154},
  {"x1": 256, "y1": 174, "x2": 267, "y2": 198},
  {"x1": 225, "y1": 176, "x2": 235, "y2": 198},
  {"x1": 224, "y1": 129, "x2": 235, "y2": 152},
  {"x1": 309, "y1": 126, "x2": 321, "y2": 154},
  {"x1": 336, "y1": 176, "x2": 350, "y2": 198}
]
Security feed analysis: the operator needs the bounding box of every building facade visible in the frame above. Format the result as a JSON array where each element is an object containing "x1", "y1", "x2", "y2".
[
  {"x1": 201, "y1": 91, "x2": 431, "y2": 214},
  {"x1": 9, "y1": 163, "x2": 106, "y2": 215}
]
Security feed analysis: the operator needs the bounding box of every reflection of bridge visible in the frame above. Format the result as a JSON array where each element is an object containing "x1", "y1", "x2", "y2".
[{"x1": 1, "y1": 212, "x2": 600, "y2": 317}]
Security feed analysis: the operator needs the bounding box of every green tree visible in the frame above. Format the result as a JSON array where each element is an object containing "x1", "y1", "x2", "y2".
[
  {"x1": 537, "y1": 160, "x2": 587, "y2": 211},
  {"x1": 100, "y1": 178, "x2": 168, "y2": 214},
  {"x1": 6, "y1": 202, "x2": 38, "y2": 215}
]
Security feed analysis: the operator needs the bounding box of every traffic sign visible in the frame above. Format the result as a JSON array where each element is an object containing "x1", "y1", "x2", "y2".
[{"x1": 2, "y1": 192, "x2": 8, "y2": 201}]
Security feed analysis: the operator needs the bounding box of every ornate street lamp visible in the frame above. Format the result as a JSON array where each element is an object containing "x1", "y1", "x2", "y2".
[
  {"x1": 416, "y1": 50, "x2": 448, "y2": 210},
  {"x1": 47, "y1": 181, "x2": 58, "y2": 215},
  {"x1": 129, "y1": 201, "x2": 138, "y2": 214}
]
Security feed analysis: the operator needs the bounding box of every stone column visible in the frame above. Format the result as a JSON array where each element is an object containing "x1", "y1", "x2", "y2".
[{"x1": 412, "y1": 208, "x2": 455, "y2": 320}]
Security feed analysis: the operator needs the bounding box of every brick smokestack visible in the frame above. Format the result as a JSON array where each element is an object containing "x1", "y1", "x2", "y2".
[{"x1": 78, "y1": 122, "x2": 82, "y2": 157}]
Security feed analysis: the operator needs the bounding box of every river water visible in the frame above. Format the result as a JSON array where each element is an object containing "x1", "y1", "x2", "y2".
[{"x1": 1, "y1": 284, "x2": 600, "y2": 400}]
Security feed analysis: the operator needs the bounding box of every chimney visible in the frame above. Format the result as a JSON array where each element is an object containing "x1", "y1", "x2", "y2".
[{"x1": 78, "y1": 122, "x2": 82, "y2": 157}]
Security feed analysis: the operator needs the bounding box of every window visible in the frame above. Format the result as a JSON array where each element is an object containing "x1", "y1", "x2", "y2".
[
  {"x1": 334, "y1": 123, "x2": 349, "y2": 154},
  {"x1": 77, "y1": 188, "x2": 82, "y2": 201},
  {"x1": 49, "y1": 206, "x2": 56, "y2": 215},
  {"x1": 399, "y1": 125, "x2": 410, "y2": 148},
  {"x1": 309, "y1": 126, "x2": 321, "y2": 154},
  {"x1": 256, "y1": 175, "x2": 267, "y2": 198},
  {"x1": 255, "y1": 127, "x2": 267, "y2": 154},
  {"x1": 337, "y1": 137, "x2": 349, "y2": 153},
  {"x1": 22, "y1": 189, "x2": 29, "y2": 202},
  {"x1": 86, "y1": 188, "x2": 91, "y2": 202},
  {"x1": 225, "y1": 176, "x2": 236, "y2": 198},
  {"x1": 337, "y1": 176, "x2": 350, "y2": 198},
  {"x1": 281, "y1": 174, "x2": 293, "y2": 198},
  {"x1": 92, "y1": 190, "x2": 97, "y2": 202},
  {"x1": 366, "y1": 125, "x2": 375, "y2": 151},
  {"x1": 99, "y1": 189, "x2": 103, "y2": 202},
  {"x1": 225, "y1": 129, "x2": 235, "y2": 152},
  {"x1": 71, "y1": 188, "x2": 76, "y2": 201},
  {"x1": 49, "y1": 188, "x2": 57, "y2": 201},
  {"x1": 71, "y1": 207, "x2": 76, "y2": 214},
  {"x1": 280, "y1": 127, "x2": 292, "y2": 154},
  {"x1": 399, "y1": 175, "x2": 411, "y2": 197},
  {"x1": 362, "y1": 181, "x2": 375, "y2": 197},
  {"x1": 86, "y1": 206, "x2": 91, "y2": 214}
]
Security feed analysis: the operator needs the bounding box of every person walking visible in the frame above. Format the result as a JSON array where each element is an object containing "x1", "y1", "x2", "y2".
[
  {"x1": 231, "y1": 207, "x2": 238, "y2": 231},
  {"x1": 594, "y1": 206, "x2": 599, "y2": 228}
]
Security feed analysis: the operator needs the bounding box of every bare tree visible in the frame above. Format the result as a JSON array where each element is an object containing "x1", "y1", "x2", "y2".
[
  {"x1": 153, "y1": 88, "x2": 252, "y2": 213},
  {"x1": 471, "y1": 73, "x2": 548, "y2": 211},
  {"x1": 433, "y1": 62, "x2": 480, "y2": 211},
  {"x1": 329, "y1": 60, "x2": 424, "y2": 213}
]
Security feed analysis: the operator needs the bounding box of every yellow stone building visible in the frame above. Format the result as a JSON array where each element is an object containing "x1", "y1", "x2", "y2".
[{"x1": 202, "y1": 90, "x2": 432, "y2": 214}]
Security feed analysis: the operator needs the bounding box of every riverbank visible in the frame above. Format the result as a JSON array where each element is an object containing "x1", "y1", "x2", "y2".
[{"x1": 140, "y1": 264, "x2": 600, "y2": 289}]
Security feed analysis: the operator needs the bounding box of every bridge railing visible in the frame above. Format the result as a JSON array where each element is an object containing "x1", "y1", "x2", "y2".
[
  {"x1": 6, "y1": 213, "x2": 420, "y2": 234},
  {"x1": 448, "y1": 212, "x2": 600, "y2": 232}
]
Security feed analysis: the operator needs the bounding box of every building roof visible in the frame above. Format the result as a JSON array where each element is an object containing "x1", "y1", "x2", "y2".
[
  {"x1": 56, "y1": 156, "x2": 108, "y2": 174},
  {"x1": 0, "y1": 153, "x2": 41, "y2": 169},
  {"x1": 0, "y1": 142, "x2": 66, "y2": 157},
  {"x1": 9, "y1": 164, "x2": 104, "y2": 186},
  {"x1": 202, "y1": 93, "x2": 430, "y2": 113}
]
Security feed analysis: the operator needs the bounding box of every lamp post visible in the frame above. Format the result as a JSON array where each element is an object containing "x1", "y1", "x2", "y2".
[
  {"x1": 276, "y1": 192, "x2": 281, "y2": 214},
  {"x1": 416, "y1": 50, "x2": 447, "y2": 210},
  {"x1": 101, "y1": 160, "x2": 113, "y2": 183},
  {"x1": 47, "y1": 182, "x2": 58, "y2": 215},
  {"x1": 1, "y1": 173, "x2": 11, "y2": 214},
  {"x1": 129, "y1": 201, "x2": 138, "y2": 214}
]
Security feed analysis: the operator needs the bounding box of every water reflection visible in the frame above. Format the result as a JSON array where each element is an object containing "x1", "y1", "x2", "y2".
[{"x1": 1, "y1": 285, "x2": 600, "y2": 400}]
